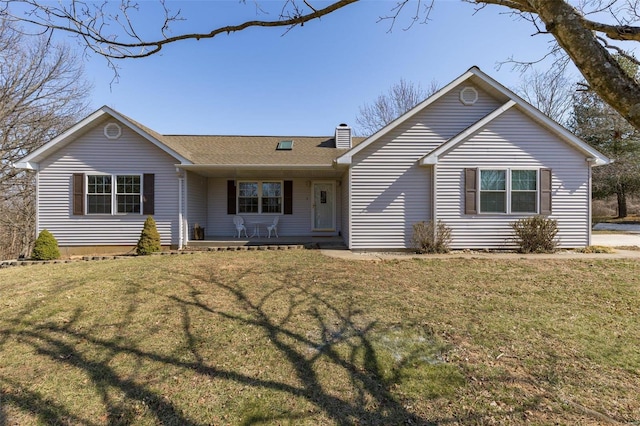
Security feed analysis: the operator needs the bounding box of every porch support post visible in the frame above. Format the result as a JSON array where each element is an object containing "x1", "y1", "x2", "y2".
[
  {"x1": 178, "y1": 173, "x2": 185, "y2": 250},
  {"x1": 587, "y1": 159, "x2": 594, "y2": 246},
  {"x1": 35, "y1": 171, "x2": 40, "y2": 238},
  {"x1": 432, "y1": 164, "x2": 438, "y2": 240}
]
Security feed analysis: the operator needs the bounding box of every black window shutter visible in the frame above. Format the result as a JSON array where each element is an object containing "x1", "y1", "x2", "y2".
[
  {"x1": 72, "y1": 173, "x2": 85, "y2": 215},
  {"x1": 143, "y1": 174, "x2": 155, "y2": 215},
  {"x1": 464, "y1": 168, "x2": 478, "y2": 215},
  {"x1": 227, "y1": 180, "x2": 236, "y2": 214},
  {"x1": 284, "y1": 180, "x2": 293, "y2": 215},
  {"x1": 540, "y1": 168, "x2": 552, "y2": 215}
]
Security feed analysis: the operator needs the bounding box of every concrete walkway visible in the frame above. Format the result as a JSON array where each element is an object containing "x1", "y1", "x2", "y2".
[
  {"x1": 592, "y1": 232, "x2": 640, "y2": 247},
  {"x1": 321, "y1": 233, "x2": 640, "y2": 261}
]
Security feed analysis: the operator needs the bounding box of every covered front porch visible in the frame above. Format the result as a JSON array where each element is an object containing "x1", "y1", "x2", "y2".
[{"x1": 180, "y1": 163, "x2": 350, "y2": 249}]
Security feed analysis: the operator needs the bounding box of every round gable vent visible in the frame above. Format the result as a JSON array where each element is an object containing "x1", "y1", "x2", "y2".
[
  {"x1": 460, "y1": 87, "x2": 479, "y2": 106},
  {"x1": 104, "y1": 122, "x2": 122, "y2": 140}
]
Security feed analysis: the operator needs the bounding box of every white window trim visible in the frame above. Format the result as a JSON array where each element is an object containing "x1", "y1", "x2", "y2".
[
  {"x1": 115, "y1": 174, "x2": 143, "y2": 215},
  {"x1": 86, "y1": 173, "x2": 112, "y2": 215},
  {"x1": 85, "y1": 173, "x2": 143, "y2": 215},
  {"x1": 478, "y1": 168, "x2": 539, "y2": 215},
  {"x1": 237, "y1": 180, "x2": 284, "y2": 215}
]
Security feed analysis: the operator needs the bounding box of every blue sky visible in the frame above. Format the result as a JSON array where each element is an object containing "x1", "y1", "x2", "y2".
[{"x1": 77, "y1": 0, "x2": 561, "y2": 136}]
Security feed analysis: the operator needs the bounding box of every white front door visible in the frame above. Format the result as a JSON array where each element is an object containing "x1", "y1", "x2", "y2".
[{"x1": 312, "y1": 182, "x2": 335, "y2": 231}]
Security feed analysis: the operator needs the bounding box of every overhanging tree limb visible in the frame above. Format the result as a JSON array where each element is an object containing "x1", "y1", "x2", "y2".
[
  {"x1": 529, "y1": 0, "x2": 640, "y2": 132},
  {"x1": 4, "y1": 0, "x2": 640, "y2": 131},
  {"x1": 1, "y1": 0, "x2": 359, "y2": 59},
  {"x1": 475, "y1": 0, "x2": 640, "y2": 130},
  {"x1": 583, "y1": 20, "x2": 640, "y2": 42}
]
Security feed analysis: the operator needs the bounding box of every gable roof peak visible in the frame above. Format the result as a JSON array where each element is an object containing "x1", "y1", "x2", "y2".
[
  {"x1": 14, "y1": 105, "x2": 192, "y2": 169},
  {"x1": 335, "y1": 66, "x2": 610, "y2": 166}
]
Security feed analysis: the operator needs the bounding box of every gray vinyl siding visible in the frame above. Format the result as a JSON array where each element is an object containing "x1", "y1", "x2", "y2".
[
  {"x1": 437, "y1": 108, "x2": 591, "y2": 249},
  {"x1": 206, "y1": 177, "x2": 342, "y2": 237},
  {"x1": 349, "y1": 83, "x2": 503, "y2": 249},
  {"x1": 186, "y1": 171, "x2": 208, "y2": 239},
  {"x1": 37, "y1": 120, "x2": 180, "y2": 246}
]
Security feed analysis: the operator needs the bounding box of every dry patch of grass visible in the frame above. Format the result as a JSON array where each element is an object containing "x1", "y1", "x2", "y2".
[
  {"x1": 576, "y1": 245, "x2": 616, "y2": 253},
  {"x1": 0, "y1": 251, "x2": 639, "y2": 424},
  {"x1": 616, "y1": 245, "x2": 640, "y2": 251}
]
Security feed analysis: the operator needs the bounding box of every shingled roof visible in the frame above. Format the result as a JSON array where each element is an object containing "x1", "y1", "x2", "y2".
[
  {"x1": 115, "y1": 109, "x2": 365, "y2": 166},
  {"x1": 158, "y1": 135, "x2": 366, "y2": 166},
  {"x1": 16, "y1": 106, "x2": 365, "y2": 170}
]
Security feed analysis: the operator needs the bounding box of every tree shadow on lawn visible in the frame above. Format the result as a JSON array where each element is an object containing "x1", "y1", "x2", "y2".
[
  {"x1": 164, "y1": 265, "x2": 435, "y2": 425},
  {"x1": 0, "y1": 260, "x2": 548, "y2": 425}
]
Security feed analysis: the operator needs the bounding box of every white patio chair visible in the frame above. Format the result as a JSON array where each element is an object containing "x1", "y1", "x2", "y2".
[
  {"x1": 267, "y1": 216, "x2": 279, "y2": 238},
  {"x1": 233, "y1": 215, "x2": 248, "y2": 238}
]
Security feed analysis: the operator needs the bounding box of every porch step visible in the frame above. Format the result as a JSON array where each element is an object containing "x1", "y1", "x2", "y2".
[{"x1": 186, "y1": 236, "x2": 346, "y2": 251}]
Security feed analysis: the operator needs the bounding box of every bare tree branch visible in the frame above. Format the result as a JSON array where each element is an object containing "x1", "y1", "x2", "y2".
[
  {"x1": 2, "y1": 0, "x2": 640, "y2": 132},
  {"x1": 472, "y1": 0, "x2": 640, "y2": 130},
  {"x1": 377, "y1": 0, "x2": 435, "y2": 32},
  {"x1": 0, "y1": 17, "x2": 90, "y2": 258},
  {"x1": 596, "y1": 35, "x2": 640, "y2": 66},
  {"x1": 355, "y1": 78, "x2": 439, "y2": 136},
  {"x1": 582, "y1": 18, "x2": 640, "y2": 41},
  {"x1": 514, "y1": 66, "x2": 576, "y2": 123},
  {"x1": 0, "y1": 0, "x2": 359, "y2": 59}
]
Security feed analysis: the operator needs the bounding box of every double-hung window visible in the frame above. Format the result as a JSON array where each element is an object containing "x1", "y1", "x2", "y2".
[
  {"x1": 479, "y1": 169, "x2": 538, "y2": 214},
  {"x1": 510, "y1": 170, "x2": 537, "y2": 213},
  {"x1": 238, "y1": 182, "x2": 259, "y2": 213},
  {"x1": 86, "y1": 174, "x2": 141, "y2": 214},
  {"x1": 261, "y1": 182, "x2": 282, "y2": 213},
  {"x1": 87, "y1": 175, "x2": 112, "y2": 214},
  {"x1": 116, "y1": 175, "x2": 141, "y2": 213},
  {"x1": 479, "y1": 170, "x2": 506, "y2": 213},
  {"x1": 238, "y1": 181, "x2": 282, "y2": 214}
]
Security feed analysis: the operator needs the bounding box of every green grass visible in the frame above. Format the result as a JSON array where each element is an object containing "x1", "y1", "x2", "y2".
[{"x1": 1, "y1": 251, "x2": 639, "y2": 424}]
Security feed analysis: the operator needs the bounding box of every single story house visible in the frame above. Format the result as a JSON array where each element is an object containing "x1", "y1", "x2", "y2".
[{"x1": 16, "y1": 67, "x2": 610, "y2": 254}]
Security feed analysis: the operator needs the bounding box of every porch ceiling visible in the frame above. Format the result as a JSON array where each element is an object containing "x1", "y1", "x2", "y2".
[{"x1": 178, "y1": 164, "x2": 347, "y2": 179}]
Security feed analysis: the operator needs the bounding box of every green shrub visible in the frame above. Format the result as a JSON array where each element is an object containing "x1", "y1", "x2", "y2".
[
  {"x1": 31, "y1": 229, "x2": 60, "y2": 260},
  {"x1": 411, "y1": 220, "x2": 452, "y2": 254},
  {"x1": 136, "y1": 216, "x2": 161, "y2": 255},
  {"x1": 511, "y1": 215, "x2": 558, "y2": 253}
]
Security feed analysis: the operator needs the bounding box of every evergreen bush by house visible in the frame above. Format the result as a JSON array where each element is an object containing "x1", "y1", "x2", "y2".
[
  {"x1": 511, "y1": 215, "x2": 558, "y2": 253},
  {"x1": 411, "y1": 220, "x2": 452, "y2": 254},
  {"x1": 31, "y1": 229, "x2": 61, "y2": 260},
  {"x1": 136, "y1": 216, "x2": 161, "y2": 255}
]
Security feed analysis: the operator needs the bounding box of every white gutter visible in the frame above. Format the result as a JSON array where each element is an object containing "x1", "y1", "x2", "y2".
[{"x1": 178, "y1": 164, "x2": 338, "y2": 171}]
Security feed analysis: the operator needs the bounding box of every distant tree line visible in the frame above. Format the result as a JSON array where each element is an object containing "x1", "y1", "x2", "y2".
[{"x1": 0, "y1": 17, "x2": 89, "y2": 259}]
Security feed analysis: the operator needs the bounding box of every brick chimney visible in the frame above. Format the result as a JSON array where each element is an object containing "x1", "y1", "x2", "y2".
[{"x1": 335, "y1": 123, "x2": 352, "y2": 149}]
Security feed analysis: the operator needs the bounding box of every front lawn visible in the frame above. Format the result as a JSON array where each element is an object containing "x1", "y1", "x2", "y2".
[{"x1": 0, "y1": 251, "x2": 638, "y2": 424}]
